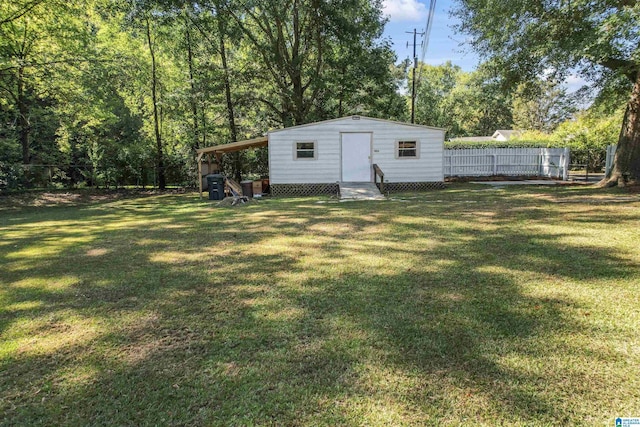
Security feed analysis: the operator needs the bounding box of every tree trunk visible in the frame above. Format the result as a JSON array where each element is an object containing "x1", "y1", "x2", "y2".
[
  {"x1": 217, "y1": 14, "x2": 242, "y2": 182},
  {"x1": 201, "y1": 106, "x2": 206, "y2": 147},
  {"x1": 145, "y1": 16, "x2": 166, "y2": 190},
  {"x1": 338, "y1": 64, "x2": 346, "y2": 117},
  {"x1": 218, "y1": 19, "x2": 236, "y2": 144},
  {"x1": 184, "y1": 12, "x2": 200, "y2": 151},
  {"x1": 291, "y1": 0, "x2": 304, "y2": 125},
  {"x1": 602, "y1": 70, "x2": 640, "y2": 186},
  {"x1": 17, "y1": 66, "x2": 30, "y2": 164}
]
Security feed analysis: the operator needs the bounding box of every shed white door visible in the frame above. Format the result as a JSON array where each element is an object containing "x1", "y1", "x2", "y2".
[{"x1": 341, "y1": 133, "x2": 371, "y2": 182}]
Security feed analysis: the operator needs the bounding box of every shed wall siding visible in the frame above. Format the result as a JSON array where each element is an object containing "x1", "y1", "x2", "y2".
[{"x1": 268, "y1": 118, "x2": 444, "y2": 184}]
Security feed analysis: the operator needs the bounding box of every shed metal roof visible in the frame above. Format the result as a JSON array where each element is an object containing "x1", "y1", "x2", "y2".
[{"x1": 267, "y1": 115, "x2": 446, "y2": 134}]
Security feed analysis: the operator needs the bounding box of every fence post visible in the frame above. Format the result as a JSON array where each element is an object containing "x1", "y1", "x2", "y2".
[
  {"x1": 605, "y1": 144, "x2": 617, "y2": 176},
  {"x1": 451, "y1": 154, "x2": 456, "y2": 176},
  {"x1": 538, "y1": 149, "x2": 543, "y2": 176},
  {"x1": 557, "y1": 151, "x2": 563, "y2": 179},
  {"x1": 492, "y1": 154, "x2": 497, "y2": 175},
  {"x1": 562, "y1": 148, "x2": 570, "y2": 181}
]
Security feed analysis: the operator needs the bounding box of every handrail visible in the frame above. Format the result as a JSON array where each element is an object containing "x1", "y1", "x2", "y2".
[{"x1": 373, "y1": 164, "x2": 384, "y2": 193}]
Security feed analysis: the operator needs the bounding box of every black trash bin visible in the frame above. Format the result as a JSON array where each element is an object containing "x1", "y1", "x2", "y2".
[
  {"x1": 206, "y1": 174, "x2": 225, "y2": 200},
  {"x1": 241, "y1": 180, "x2": 253, "y2": 198}
]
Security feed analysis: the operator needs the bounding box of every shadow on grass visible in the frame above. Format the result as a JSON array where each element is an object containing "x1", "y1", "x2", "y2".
[{"x1": 0, "y1": 188, "x2": 638, "y2": 425}]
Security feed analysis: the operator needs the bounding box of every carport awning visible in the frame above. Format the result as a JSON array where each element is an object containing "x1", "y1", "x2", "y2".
[
  {"x1": 196, "y1": 136, "x2": 268, "y2": 197},
  {"x1": 196, "y1": 136, "x2": 268, "y2": 157}
]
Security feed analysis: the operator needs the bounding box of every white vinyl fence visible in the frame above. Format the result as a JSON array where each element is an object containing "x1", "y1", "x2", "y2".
[
  {"x1": 605, "y1": 144, "x2": 617, "y2": 176},
  {"x1": 444, "y1": 147, "x2": 570, "y2": 179}
]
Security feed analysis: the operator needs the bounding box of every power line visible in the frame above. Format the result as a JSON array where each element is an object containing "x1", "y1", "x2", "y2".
[
  {"x1": 415, "y1": 0, "x2": 437, "y2": 103},
  {"x1": 420, "y1": 0, "x2": 437, "y2": 68}
]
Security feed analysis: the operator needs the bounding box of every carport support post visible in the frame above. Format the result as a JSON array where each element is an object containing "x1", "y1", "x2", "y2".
[{"x1": 197, "y1": 152, "x2": 203, "y2": 198}]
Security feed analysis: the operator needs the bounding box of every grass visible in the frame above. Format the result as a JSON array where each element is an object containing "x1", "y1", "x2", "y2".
[{"x1": 1, "y1": 185, "x2": 639, "y2": 426}]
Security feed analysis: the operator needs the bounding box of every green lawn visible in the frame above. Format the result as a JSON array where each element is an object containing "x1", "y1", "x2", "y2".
[{"x1": 1, "y1": 185, "x2": 639, "y2": 426}]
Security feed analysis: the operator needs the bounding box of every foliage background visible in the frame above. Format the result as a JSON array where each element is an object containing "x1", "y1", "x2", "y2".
[{"x1": 0, "y1": 0, "x2": 631, "y2": 191}]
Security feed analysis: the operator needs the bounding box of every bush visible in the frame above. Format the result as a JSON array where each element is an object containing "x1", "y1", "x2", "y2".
[{"x1": 0, "y1": 163, "x2": 25, "y2": 193}]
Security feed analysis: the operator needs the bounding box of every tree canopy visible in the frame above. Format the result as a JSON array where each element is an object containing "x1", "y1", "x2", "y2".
[
  {"x1": 0, "y1": 0, "x2": 404, "y2": 190},
  {"x1": 2, "y1": 0, "x2": 636, "y2": 191},
  {"x1": 453, "y1": 0, "x2": 640, "y2": 185}
]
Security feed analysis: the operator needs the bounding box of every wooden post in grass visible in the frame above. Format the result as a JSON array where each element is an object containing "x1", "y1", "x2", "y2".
[{"x1": 197, "y1": 152, "x2": 203, "y2": 198}]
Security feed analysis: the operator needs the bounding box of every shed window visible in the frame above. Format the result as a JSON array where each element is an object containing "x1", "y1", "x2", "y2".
[
  {"x1": 397, "y1": 141, "x2": 418, "y2": 158},
  {"x1": 295, "y1": 142, "x2": 316, "y2": 159}
]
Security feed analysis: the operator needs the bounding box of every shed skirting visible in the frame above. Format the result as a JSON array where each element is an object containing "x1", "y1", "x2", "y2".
[
  {"x1": 270, "y1": 183, "x2": 340, "y2": 197},
  {"x1": 377, "y1": 182, "x2": 445, "y2": 193}
]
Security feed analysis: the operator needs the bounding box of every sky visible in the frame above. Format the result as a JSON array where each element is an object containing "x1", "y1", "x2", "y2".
[{"x1": 381, "y1": 0, "x2": 479, "y2": 71}]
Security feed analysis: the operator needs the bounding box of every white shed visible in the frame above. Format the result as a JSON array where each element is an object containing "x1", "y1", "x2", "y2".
[
  {"x1": 196, "y1": 115, "x2": 445, "y2": 197},
  {"x1": 268, "y1": 116, "x2": 445, "y2": 196}
]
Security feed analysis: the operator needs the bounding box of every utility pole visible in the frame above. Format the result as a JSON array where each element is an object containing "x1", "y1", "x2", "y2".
[{"x1": 406, "y1": 29, "x2": 424, "y2": 124}]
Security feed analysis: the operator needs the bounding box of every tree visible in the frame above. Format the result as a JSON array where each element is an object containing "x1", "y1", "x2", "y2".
[
  {"x1": 0, "y1": 0, "x2": 46, "y2": 28},
  {"x1": 123, "y1": 0, "x2": 185, "y2": 190},
  {"x1": 222, "y1": 0, "x2": 324, "y2": 127},
  {"x1": 512, "y1": 79, "x2": 576, "y2": 133},
  {"x1": 181, "y1": 6, "x2": 201, "y2": 152},
  {"x1": 0, "y1": 0, "x2": 92, "y2": 164},
  {"x1": 143, "y1": 13, "x2": 166, "y2": 189},
  {"x1": 454, "y1": 0, "x2": 640, "y2": 186},
  {"x1": 414, "y1": 62, "x2": 462, "y2": 132},
  {"x1": 552, "y1": 110, "x2": 624, "y2": 171},
  {"x1": 318, "y1": 0, "x2": 406, "y2": 121},
  {"x1": 414, "y1": 62, "x2": 513, "y2": 137},
  {"x1": 224, "y1": 0, "x2": 397, "y2": 127},
  {"x1": 0, "y1": 0, "x2": 411, "y2": 190}
]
